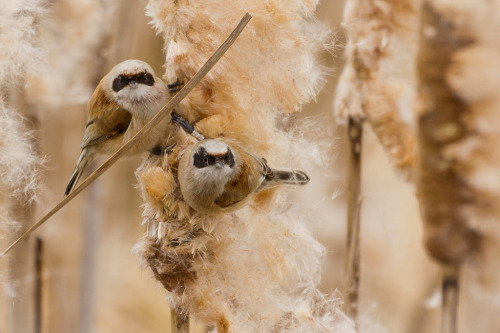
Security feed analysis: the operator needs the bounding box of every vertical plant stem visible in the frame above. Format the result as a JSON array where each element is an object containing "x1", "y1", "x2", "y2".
[
  {"x1": 442, "y1": 264, "x2": 459, "y2": 333},
  {"x1": 79, "y1": 177, "x2": 101, "y2": 333},
  {"x1": 344, "y1": 116, "x2": 363, "y2": 323},
  {"x1": 34, "y1": 238, "x2": 43, "y2": 333},
  {"x1": 171, "y1": 308, "x2": 189, "y2": 333},
  {"x1": 7, "y1": 87, "x2": 37, "y2": 333}
]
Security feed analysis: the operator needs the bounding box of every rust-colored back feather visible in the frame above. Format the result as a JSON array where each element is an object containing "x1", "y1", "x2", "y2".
[
  {"x1": 82, "y1": 82, "x2": 132, "y2": 149},
  {"x1": 215, "y1": 146, "x2": 263, "y2": 208}
]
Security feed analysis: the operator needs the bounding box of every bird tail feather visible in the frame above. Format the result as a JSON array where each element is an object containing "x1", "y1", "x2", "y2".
[
  {"x1": 64, "y1": 150, "x2": 91, "y2": 196},
  {"x1": 262, "y1": 169, "x2": 310, "y2": 187}
]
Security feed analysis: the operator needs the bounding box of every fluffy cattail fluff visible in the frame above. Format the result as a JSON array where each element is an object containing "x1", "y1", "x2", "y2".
[
  {"x1": 0, "y1": 0, "x2": 45, "y2": 328},
  {"x1": 26, "y1": 0, "x2": 115, "y2": 107},
  {"x1": 0, "y1": 0, "x2": 44, "y2": 250},
  {"x1": 334, "y1": 0, "x2": 420, "y2": 180},
  {"x1": 418, "y1": 1, "x2": 500, "y2": 331},
  {"x1": 135, "y1": 1, "x2": 355, "y2": 332}
]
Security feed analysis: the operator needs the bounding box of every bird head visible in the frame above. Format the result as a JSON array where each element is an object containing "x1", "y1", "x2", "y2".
[
  {"x1": 192, "y1": 140, "x2": 236, "y2": 176},
  {"x1": 103, "y1": 60, "x2": 167, "y2": 113}
]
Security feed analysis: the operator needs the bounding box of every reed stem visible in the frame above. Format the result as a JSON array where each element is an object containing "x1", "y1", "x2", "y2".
[
  {"x1": 171, "y1": 308, "x2": 189, "y2": 333},
  {"x1": 442, "y1": 264, "x2": 459, "y2": 333},
  {"x1": 344, "y1": 116, "x2": 363, "y2": 323}
]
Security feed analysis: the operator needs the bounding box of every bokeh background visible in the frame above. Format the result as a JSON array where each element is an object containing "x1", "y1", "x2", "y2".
[{"x1": 3, "y1": 0, "x2": 441, "y2": 332}]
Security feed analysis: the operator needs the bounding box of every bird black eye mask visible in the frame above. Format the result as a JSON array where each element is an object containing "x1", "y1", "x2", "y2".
[
  {"x1": 193, "y1": 146, "x2": 208, "y2": 168},
  {"x1": 112, "y1": 71, "x2": 155, "y2": 92}
]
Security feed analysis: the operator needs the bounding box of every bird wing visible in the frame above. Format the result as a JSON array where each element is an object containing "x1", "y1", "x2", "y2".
[
  {"x1": 245, "y1": 151, "x2": 274, "y2": 182},
  {"x1": 214, "y1": 150, "x2": 264, "y2": 209},
  {"x1": 214, "y1": 189, "x2": 246, "y2": 208},
  {"x1": 81, "y1": 85, "x2": 132, "y2": 149}
]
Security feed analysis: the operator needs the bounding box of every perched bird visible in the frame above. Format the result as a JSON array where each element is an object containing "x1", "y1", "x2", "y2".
[
  {"x1": 177, "y1": 138, "x2": 310, "y2": 214},
  {"x1": 64, "y1": 59, "x2": 170, "y2": 195}
]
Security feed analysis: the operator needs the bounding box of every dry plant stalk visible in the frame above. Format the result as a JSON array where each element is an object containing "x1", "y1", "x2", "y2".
[
  {"x1": 334, "y1": 0, "x2": 421, "y2": 180},
  {"x1": 344, "y1": 117, "x2": 362, "y2": 321},
  {"x1": 171, "y1": 307, "x2": 189, "y2": 333},
  {"x1": 138, "y1": 0, "x2": 354, "y2": 332},
  {"x1": 418, "y1": 1, "x2": 500, "y2": 331},
  {"x1": 441, "y1": 265, "x2": 458, "y2": 333}
]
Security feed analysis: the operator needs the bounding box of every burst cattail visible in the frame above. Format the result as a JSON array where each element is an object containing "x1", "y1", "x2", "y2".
[
  {"x1": 135, "y1": 1, "x2": 355, "y2": 331},
  {"x1": 418, "y1": 1, "x2": 500, "y2": 331},
  {"x1": 334, "y1": 0, "x2": 420, "y2": 180}
]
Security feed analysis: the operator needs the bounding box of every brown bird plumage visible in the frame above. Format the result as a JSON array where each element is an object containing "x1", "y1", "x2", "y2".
[
  {"x1": 178, "y1": 138, "x2": 310, "y2": 214},
  {"x1": 64, "y1": 60, "x2": 170, "y2": 195}
]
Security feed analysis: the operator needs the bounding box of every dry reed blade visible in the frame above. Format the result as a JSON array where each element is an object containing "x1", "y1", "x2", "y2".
[
  {"x1": 0, "y1": 12, "x2": 253, "y2": 259},
  {"x1": 344, "y1": 116, "x2": 363, "y2": 322}
]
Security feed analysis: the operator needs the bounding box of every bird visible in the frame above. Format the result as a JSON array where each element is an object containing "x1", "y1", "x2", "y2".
[
  {"x1": 64, "y1": 59, "x2": 171, "y2": 196},
  {"x1": 177, "y1": 138, "x2": 310, "y2": 215}
]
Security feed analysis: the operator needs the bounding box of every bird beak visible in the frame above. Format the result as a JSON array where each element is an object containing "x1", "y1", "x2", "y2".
[
  {"x1": 128, "y1": 80, "x2": 138, "y2": 88},
  {"x1": 215, "y1": 160, "x2": 225, "y2": 169}
]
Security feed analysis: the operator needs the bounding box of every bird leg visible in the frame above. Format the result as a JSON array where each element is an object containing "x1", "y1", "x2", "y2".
[
  {"x1": 150, "y1": 143, "x2": 176, "y2": 156},
  {"x1": 168, "y1": 79, "x2": 184, "y2": 95},
  {"x1": 171, "y1": 112, "x2": 206, "y2": 141}
]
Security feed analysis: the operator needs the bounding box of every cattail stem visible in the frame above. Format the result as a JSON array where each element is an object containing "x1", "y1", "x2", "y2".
[
  {"x1": 344, "y1": 116, "x2": 363, "y2": 322},
  {"x1": 171, "y1": 308, "x2": 189, "y2": 333},
  {"x1": 0, "y1": 12, "x2": 253, "y2": 258},
  {"x1": 34, "y1": 237, "x2": 43, "y2": 333},
  {"x1": 442, "y1": 264, "x2": 459, "y2": 333}
]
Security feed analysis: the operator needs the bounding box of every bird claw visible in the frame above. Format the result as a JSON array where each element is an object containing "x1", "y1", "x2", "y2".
[
  {"x1": 150, "y1": 143, "x2": 176, "y2": 156},
  {"x1": 171, "y1": 112, "x2": 205, "y2": 141},
  {"x1": 168, "y1": 79, "x2": 184, "y2": 95}
]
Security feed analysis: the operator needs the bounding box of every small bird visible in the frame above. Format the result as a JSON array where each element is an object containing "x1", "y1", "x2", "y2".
[
  {"x1": 64, "y1": 59, "x2": 170, "y2": 195},
  {"x1": 177, "y1": 138, "x2": 310, "y2": 214}
]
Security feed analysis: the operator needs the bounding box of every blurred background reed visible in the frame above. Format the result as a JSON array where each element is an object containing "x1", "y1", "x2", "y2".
[{"x1": 2, "y1": 0, "x2": 443, "y2": 332}]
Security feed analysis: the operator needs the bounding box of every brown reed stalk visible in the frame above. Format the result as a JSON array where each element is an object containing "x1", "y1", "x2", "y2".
[
  {"x1": 344, "y1": 117, "x2": 363, "y2": 323},
  {"x1": 171, "y1": 308, "x2": 189, "y2": 333},
  {"x1": 34, "y1": 237, "x2": 43, "y2": 333},
  {"x1": 441, "y1": 265, "x2": 458, "y2": 333},
  {"x1": 0, "y1": 12, "x2": 253, "y2": 259}
]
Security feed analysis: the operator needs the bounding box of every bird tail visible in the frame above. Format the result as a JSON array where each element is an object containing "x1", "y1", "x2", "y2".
[
  {"x1": 64, "y1": 149, "x2": 92, "y2": 196},
  {"x1": 262, "y1": 169, "x2": 310, "y2": 187}
]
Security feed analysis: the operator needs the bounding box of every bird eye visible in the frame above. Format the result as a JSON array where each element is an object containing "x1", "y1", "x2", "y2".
[
  {"x1": 141, "y1": 72, "x2": 155, "y2": 86},
  {"x1": 225, "y1": 149, "x2": 235, "y2": 167},
  {"x1": 203, "y1": 157, "x2": 209, "y2": 165},
  {"x1": 112, "y1": 75, "x2": 128, "y2": 92}
]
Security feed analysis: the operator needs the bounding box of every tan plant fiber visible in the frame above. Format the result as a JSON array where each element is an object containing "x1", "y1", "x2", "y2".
[
  {"x1": 0, "y1": 0, "x2": 45, "y2": 330},
  {"x1": 0, "y1": 0, "x2": 44, "y2": 259},
  {"x1": 26, "y1": 0, "x2": 115, "y2": 107},
  {"x1": 135, "y1": 1, "x2": 355, "y2": 332},
  {"x1": 334, "y1": 0, "x2": 420, "y2": 180},
  {"x1": 418, "y1": 1, "x2": 500, "y2": 331}
]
